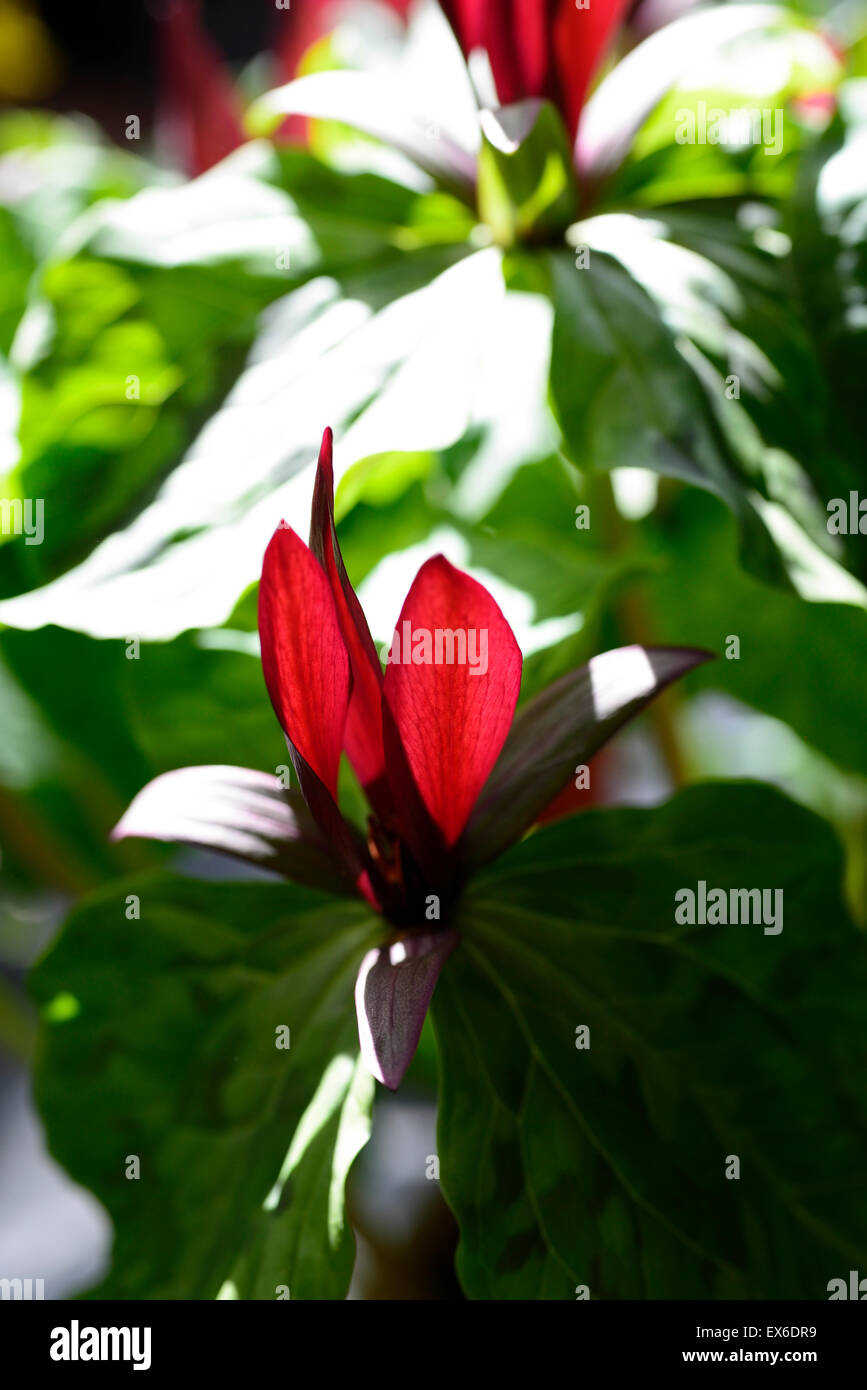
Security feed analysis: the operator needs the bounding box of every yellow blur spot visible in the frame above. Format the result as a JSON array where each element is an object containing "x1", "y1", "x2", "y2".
[{"x1": 0, "y1": 0, "x2": 61, "y2": 101}]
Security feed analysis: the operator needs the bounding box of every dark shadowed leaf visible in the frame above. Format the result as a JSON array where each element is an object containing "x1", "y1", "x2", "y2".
[
  {"x1": 435, "y1": 783, "x2": 867, "y2": 1299},
  {"x1": 644, "y1": 490, "x2": 867, "y2": 780},
  {"x1": 788, "y1": 114, "x2": 867, "y2": 586}
]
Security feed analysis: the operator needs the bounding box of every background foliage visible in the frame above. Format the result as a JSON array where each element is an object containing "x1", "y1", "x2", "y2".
[{"x1": 1, "y1": 0, "x2": 866, "y2": 1300}]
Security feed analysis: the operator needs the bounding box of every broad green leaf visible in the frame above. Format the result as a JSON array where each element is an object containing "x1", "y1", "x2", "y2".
[
  {"x1": 546, "y1": 217, "x2": 866, "y2": 598},
  {"x1": 622, "y1": 203, "x2": 863, "y2": 574},
  {"x1": 576, "y1": 6, "x2": 829, "y2": 186},
  {"x1": 2, "y1": 247, "x2": 562, "y2": 641},
  {"x1": 31, "y1": 875, "x2": 382, "y2": 1298},
  {"x1": 644, "y1": 490, "x2": 867, "y2": 779},
  {"x1": 119, "y1": 633, "x2": 276, "y2": 778},
  {"x1": 224, "y1": 1054, "x2": 375, "y2": 1300},
  {"x1": 246, "y1": 71, "x2": 476, "y2": 198},
  {"x1": 600, "y1": 19, "x2": 839, "y2": 210},
  {"x1": 434, "y1": 784, "x2": 867, "y2": 1299},
  {"x1": 0, "y1": 630, "x2": 140, "y2": 888},
  {"x1": 787, "y1": 108, "x2": 867, "y2": 586},
  {"x1": 0, "y1": 142, "x2": 474, "y2": 598},
  {"x1": 547, "y1": 244, "x2": 785, "y2": 584}
]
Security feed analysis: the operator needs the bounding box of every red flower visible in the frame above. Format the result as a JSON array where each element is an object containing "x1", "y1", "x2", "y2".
[
  {"x1": 115, "y1": 428, "x2": 710, "y2": 1087},
  {"x1": 440, "y1": 0, "x2": 630, "y2": 141},
  {"x1": 157, "y1": 0, "x2": 246, "y2": 177}
]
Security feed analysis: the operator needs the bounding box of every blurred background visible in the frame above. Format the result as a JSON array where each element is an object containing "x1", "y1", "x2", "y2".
[{"x1": 0, "y1": 0, "x2": 865, "y2": 1299}]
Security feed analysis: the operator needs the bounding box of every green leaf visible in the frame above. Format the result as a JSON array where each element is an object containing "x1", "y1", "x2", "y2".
[
  {"x1": 0, "y1": 142, "x2": 473, "y2": 599},
  {"x1": 0, "y1": 630, "x2": 141, "y2": 888},
  {"x1": 598, "y1": 15, "x2": 839, "y2": 211},
  {"x1": 119, "y1": 633, "x2": 278, "y2": 778},
  {"x1": 576, "y1": 4, "x2": 823, "y2": 189},
  {"x1": 245, "y1": 71, "x2": 476, "y2": 198},
  {"x1": 546, "y1": 215, "x2": 867, "y2": 596},
  {"x1": 0, "y1": 625, "x2": 288, "y2": 815},
  {"x1": 225, "y1": 1054, "x2": 375, "y2": 1300},
  {"x1": 645, "y1": 490, "x2": 867, "y2": 779},
  {"x1": 3, "y1": 245, "x2": 549, "y2": 641},
  {"x1": 477, "y1": 100, "x2": 577, "y2": 247},
  {"x1": 787, "y1": 110, "x2": 867, "y2": 586},
  {"x1": 433, "y1": 783, "x2": 867, "y2": 1299},
  {"x1": 0, "y1": 206, "x2": 36, "y2": 355},
  {"x1": 31, "y1": 875, "x2": 382, "y2": 1298},
  {"x1": 0, "y1": 109, "x2": 159, "y2": 265},
  {"x1": 548, "y1": 246, "x2": 781, "y2": 581}
]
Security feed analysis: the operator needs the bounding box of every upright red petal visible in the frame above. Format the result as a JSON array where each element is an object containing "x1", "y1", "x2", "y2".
[
  {"x1": 157, "y1": 0, "x2": 245, "y2": 175},
  {"x1": 551, "y1": 0, "x2": 630, "y2": 139},
  {"x1": 442, "y1": 0, "x2": 528, "y2": 105},
  {"x1": 439, "y1": 0, "x2": 488, "y2": 62},
  {"x1": 514, "y1": 0, "x2": 559, "y2": 95},
  {"x1": 441, "y1": 1, "x2": 627, "y2": 136},
  {"x1": 309, "y1": 429, "x2": 389, "y2": 808},
  {"x1": 382, "y1": 557, "x2": 522, "y2": 848},
  {"x1": 259, "y1": 525, "x2": 350, "y2": 798}
]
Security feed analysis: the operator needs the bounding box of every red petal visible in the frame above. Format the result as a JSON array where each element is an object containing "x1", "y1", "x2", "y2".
[
  {"x1": 157, "y1": 0, "x2": 245, "y2": 176},
  {"x1": 258, "y1": 524, "x2": 350, "y2": 799},
  {"x1": 309, "y1": 429, "x2": 389, "y2": 809},
  {"x1": 383, "y1": 556, "x2": 522, "y2": 848},
  {"x1": 441, "y1": 0, "x2": 624, "y2": 132},
  {"x1": 441, "y1": 0, "x2": 535, "y2": 105},
  {"x1": 514, "y1": 0, "x2": 559, "y2": 96},
  {"x1": 551, "y1": 0, "x2": 630, "y2": 139},
  {"x1": 439, "y1": 1, "x2": 490, "y2": 63}
]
